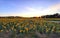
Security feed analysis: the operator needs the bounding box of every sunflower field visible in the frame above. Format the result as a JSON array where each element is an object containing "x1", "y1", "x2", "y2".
[{"x1": 0, "y1": 18, "x2": 60, "y2": 38}]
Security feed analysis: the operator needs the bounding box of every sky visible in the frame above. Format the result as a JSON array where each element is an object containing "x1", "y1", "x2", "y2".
[{"x1": 0, "y1": 0, "x2": 60, "y2": 17}]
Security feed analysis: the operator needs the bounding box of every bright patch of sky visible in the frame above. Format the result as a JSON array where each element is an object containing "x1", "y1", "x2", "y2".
[{"x1": 0, "y1": 0, "x2": 60, "y2": 17}]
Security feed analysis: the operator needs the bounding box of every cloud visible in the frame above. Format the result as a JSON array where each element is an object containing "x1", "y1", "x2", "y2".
[
  {"x1": 47, "y1": 3, "x2": 60, "y2": 13},
  {"x1": 19, "y1": 3, "x2": 60, "y2": 17},
  {"x1": 0, "y1": 2, "x2": 60, "y2": 17},
  {"x1": 26, "y1": 7, "x2": 36, "y2": 11}
]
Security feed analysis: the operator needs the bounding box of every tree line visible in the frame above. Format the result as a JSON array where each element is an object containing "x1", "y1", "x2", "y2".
[{"x1": 41, "y1": 13, "x2": 60, "y2": 18}]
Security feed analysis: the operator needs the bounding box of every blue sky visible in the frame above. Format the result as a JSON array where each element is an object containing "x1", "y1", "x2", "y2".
[{"x1": 0, "y1": 0, "x2": 60, "y2": 17}]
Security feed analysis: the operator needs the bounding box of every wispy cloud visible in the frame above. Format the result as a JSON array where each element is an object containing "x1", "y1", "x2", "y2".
[
  {"x1": 0, "y1": 2, "x2": 60, "y2": 17},
  {"x1": 19, "y1": 3, "x2": 60, "y2": 17}
]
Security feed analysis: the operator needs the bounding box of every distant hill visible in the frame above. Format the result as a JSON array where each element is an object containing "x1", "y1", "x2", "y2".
[{"x1": 0, "y1": 16, "x2": 24, "y2": 18}]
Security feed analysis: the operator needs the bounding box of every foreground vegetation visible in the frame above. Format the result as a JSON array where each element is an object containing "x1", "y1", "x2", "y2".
[{"x1": 0, "y1": 17, "x2": 60, "y2": 38}]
